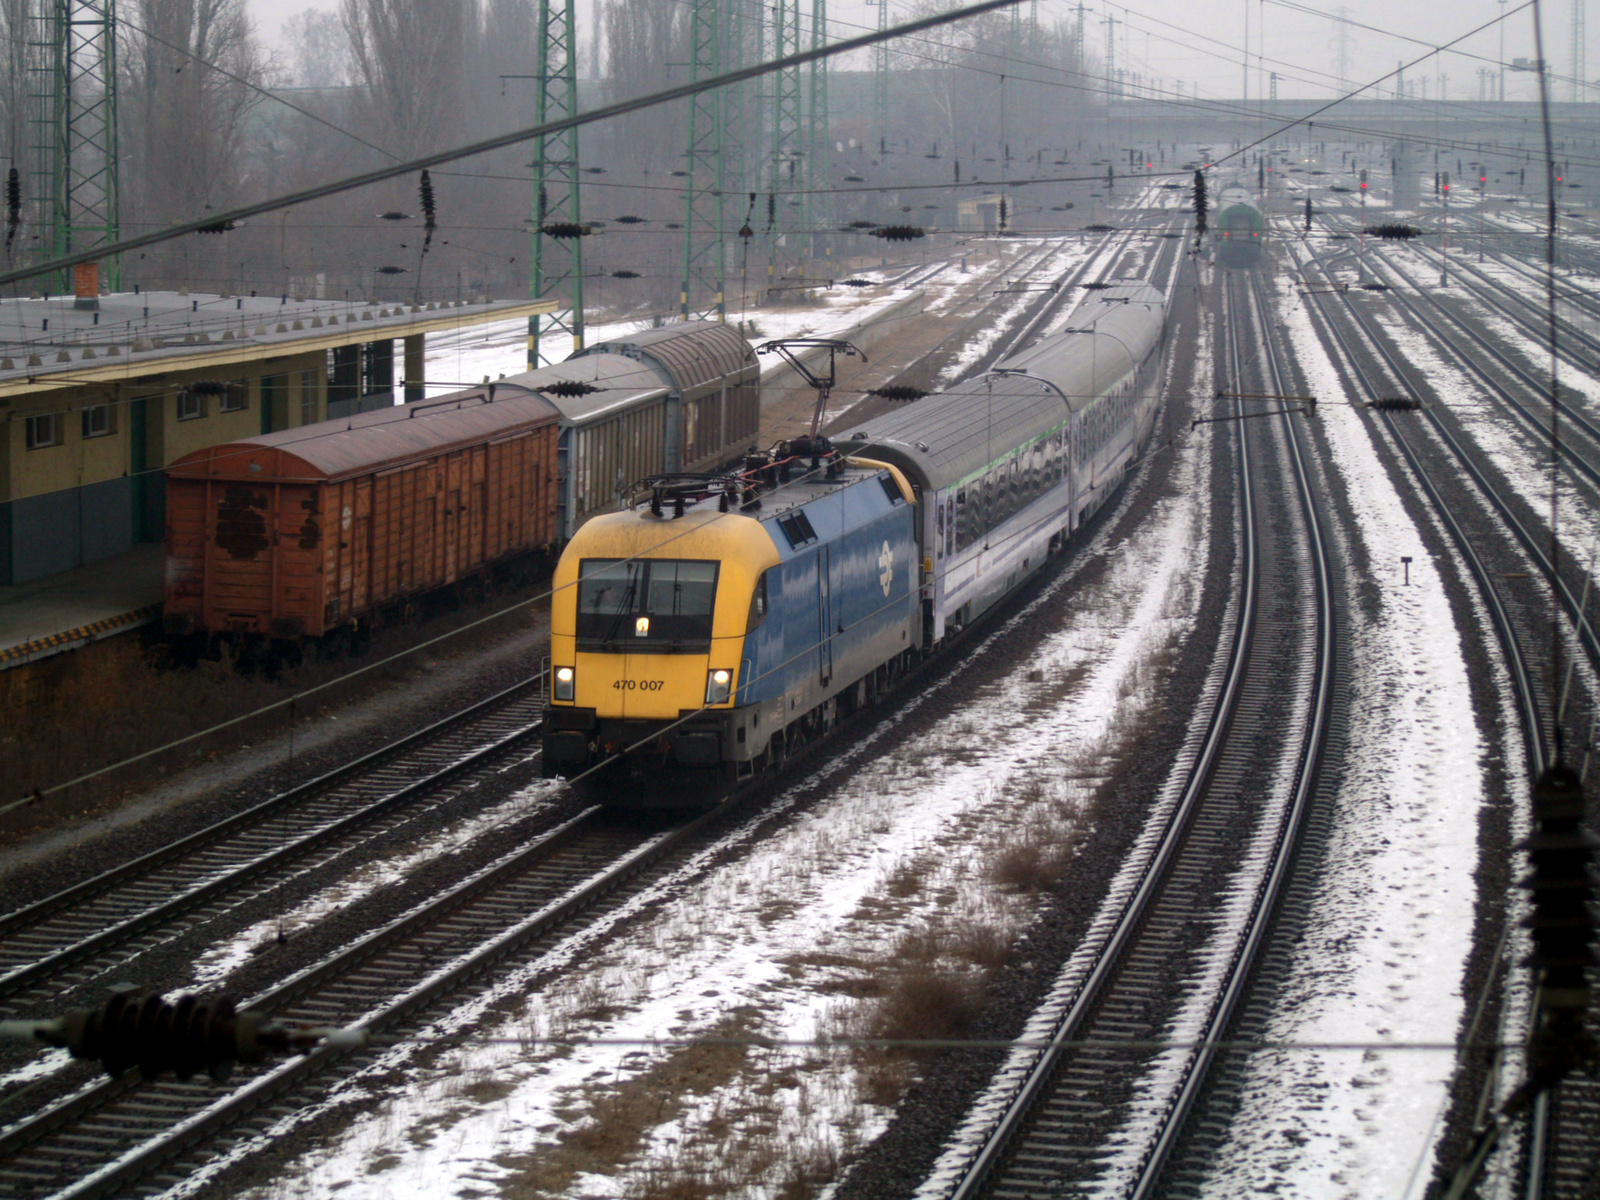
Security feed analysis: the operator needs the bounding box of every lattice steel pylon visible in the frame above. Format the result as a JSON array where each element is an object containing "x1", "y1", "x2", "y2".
[
  {"x1": 29, "y1": 0, "x2": 120, "y2": 292},
  {"x1": 529, "y1": 0, "x2": 583, "y2": 367},
  {"x1": 766, "y1": 0, "x2": 805, "y2": 298},
  {"x1": 681, "y1": 0, "x2": 727, "y2": 320},
  {"x1": 805, "y1": 0, "x2": 831, "y2": 272}
]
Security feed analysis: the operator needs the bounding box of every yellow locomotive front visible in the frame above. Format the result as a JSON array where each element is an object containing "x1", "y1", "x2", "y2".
[{"x1": 541, "y1": 506, "x2": 779, "y2": 804}]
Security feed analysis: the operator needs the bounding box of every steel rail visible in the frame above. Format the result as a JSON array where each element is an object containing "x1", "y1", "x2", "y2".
[
  {"x1": 1406, "y1": 243, "x2": 1600, "y2": 366},
  {"x1": 948, "y1": 254, "x2": 1323, "y2": 1199},
  {"x1": 0, "y1": 673, "x2": 540, "y2": 942},
  {"x1": 1361, "y1": 247, "x2": 1600, "y2": 488},
  {"x1": 0, "y1": 676, "x2": 548, "y2": 1006},
  {"x1": 1295, "y1": 242, "x2": 1556, "y2": 1197},
  {"x1": 1307, "y1": 239, "x2": 1600, "y2": 678},
  {"x1": 0, "y1": 796, "x2": 734, "y2": 1198},
  {"x1": 1127, "y1": 269, "x2": 1337, "y2": 1194},
  {"x1": 910, "y1": 233, "x2": 1117, "y2": 389}
]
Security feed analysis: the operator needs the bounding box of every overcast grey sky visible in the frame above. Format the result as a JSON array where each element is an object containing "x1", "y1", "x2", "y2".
[{"x1": 245, "y1": 0, "x2": 1577, "y2": 103}]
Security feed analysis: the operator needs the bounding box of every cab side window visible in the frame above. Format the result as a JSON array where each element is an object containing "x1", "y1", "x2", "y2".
[{"x1": 747, "y1": 570, "x2": 770, "y2": 631}]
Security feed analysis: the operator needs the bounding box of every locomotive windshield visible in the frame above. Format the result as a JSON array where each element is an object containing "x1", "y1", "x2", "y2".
[{"x1": 576, "y1": 559, "x2": 719, "y2": 650}]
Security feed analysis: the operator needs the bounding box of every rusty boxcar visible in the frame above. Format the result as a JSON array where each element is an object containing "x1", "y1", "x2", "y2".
[
  {"x1": 163, "y1": 322, "x2": 760, "y2": 644},
  {"x1": 164, "y1": 384, "x2": 560, "y2": 641}
]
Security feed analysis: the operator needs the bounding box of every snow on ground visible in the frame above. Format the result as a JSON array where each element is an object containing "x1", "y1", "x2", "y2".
[
  {"x1": 1358, "y1": 276, "x2": 1600, "y2": 584},
  {"x1": 187, "y1": 777, "x2": 567, "y2": 990},
  {"x1": 1369, "y1": 242, "x2": 1600, "y2": 410},
  {"x1": 1189, "y1": 268, "x2": 1501, "y2": 1197},
  {"x1": 911, "y1": 297, "x2": 1215, "y2": 1199},
  {"x1": 220, "y1": 367, "x2": 1212, "y2": 1200},
  {"x1": 930, "y1": 239, "x2": 1094, "y2": 385}
]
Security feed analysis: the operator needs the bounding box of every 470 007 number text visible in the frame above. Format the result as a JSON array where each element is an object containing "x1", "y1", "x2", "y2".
[{"x1": 612, "y1": 679, "x2": 666, "y2": 691}]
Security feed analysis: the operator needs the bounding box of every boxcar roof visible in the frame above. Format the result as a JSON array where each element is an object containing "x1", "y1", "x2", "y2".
[
  {"x1": 573, "y1": 320, "x2": 757, "y2": 396},
  {"x1": 166, "y1": 384, "x2": 560, "y2": 482},
  {"x1": 493, "y1": 354, "x2": 671, "y2": 425}
]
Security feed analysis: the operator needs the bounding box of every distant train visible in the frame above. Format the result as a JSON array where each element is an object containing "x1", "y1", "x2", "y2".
[
  {"x1": 542, "y1": 279, "x2": 1169, "y2": 807},
  {"x1": 1215, "y1": 185, "x2": 1266, "y2": 269},
  {"x1": 162, "y1": 322, "x2": 757, "y2": 645}
]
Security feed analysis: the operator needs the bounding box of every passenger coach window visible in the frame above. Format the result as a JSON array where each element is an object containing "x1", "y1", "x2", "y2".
[{"x1": 576, "y1": 558, "x2": 719, "y2": 649}]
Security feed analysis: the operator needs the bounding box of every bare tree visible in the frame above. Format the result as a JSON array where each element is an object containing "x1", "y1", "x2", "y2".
[
  {"x1": 282, "y1": 8, "x2": 351, "y2": 89},
  {"x1": 121, "y1": 0, "x2": 267, "y2": 278},
  {"x1": 341, "y1": 0, "x2": 464, "y2": 160}
]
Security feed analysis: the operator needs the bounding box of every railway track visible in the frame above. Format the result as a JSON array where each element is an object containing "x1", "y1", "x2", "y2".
[
  {"x1": 0, "y1": 796, "x2": 765, "y2": 1198},
  {"x1": 1301, "y1": 236, "x2": 1600, "y2": 669},
  {"x1": 1293, "y1": 240, "x2": 1600, "y2": 1199},
  {"x1": 943, "y1": 265, "x2": 1337, "y2": 1198},
  {"x1": 1355, "y1": 244, "x2": 1600, "y2": 489},
  {"x1": 1407, "y1": 242, "x2": 1600, "y2": 365},
  {"x1": 0, "y1": 675, "x2": 553, "y2": 1086}
]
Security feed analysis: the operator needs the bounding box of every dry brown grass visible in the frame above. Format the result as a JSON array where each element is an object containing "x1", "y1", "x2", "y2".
[{"x1": 500, "y1": 1010, "x2": 855, "y2": 1200}]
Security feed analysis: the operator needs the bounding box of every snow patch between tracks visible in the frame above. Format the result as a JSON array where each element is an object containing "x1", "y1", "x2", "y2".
[{"x1": 1189, "y1": 277, "x2": 1492, "y2": 1198}]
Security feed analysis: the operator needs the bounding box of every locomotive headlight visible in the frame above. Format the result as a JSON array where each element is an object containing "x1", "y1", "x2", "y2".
[
  {"x1": 705, "y1": 668, "x2": 733, "y2": 705},
  {"x1": 554, "y1": 666, "x2": 575, "y2": 701}
]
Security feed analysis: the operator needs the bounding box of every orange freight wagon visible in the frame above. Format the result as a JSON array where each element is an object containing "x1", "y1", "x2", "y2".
[{"x1": 164, "y1": 385, "x2": 561, "y2": 641}]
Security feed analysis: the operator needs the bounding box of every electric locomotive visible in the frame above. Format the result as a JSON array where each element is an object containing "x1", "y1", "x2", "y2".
[
  {"x1": 1215, "y1": 184, "x2": 1266, "y2": 269},
  {"x1": 542, "y1": 454, "x2": 921, "y2": 806},
  {"x1": 542, "y1": 278, "x2": 1168, "y2": 808}
]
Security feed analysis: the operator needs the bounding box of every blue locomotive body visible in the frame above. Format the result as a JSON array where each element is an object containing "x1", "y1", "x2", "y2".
[{"x1": 542, "y1": 462, "x2": 919, "y2": 805}]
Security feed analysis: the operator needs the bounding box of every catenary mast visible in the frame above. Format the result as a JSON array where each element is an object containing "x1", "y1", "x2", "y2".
[
  {"x1": 30, "y1": 0, "x2": 120, "y2": 295},
  {"x1": 529, "y1": 0, "x2": 583, "y2": 367}
]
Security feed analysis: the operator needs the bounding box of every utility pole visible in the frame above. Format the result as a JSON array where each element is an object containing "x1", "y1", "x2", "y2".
[
  {"x1": 1103, "y1": 14, "x2": 1118, "y2": 100},
  {"x1": 1074, "y1": 1, "x2": 1088, "y2": 78},
  {"x1": 1499, "y1": 0, "x2": 1507, "y2": 101},
  {"x1": 529, "y1": 0, "x2": 583, "y2": 366},
  {"x1": 681, "y1": 0, "x2": 727, "y2": 320},
  {"x1": 1440, "y1": 170, "x2": 1450, "y2": 286},
  {"x1": 30, "y1": 0, "x2": 121, "y2": 296},
  {"x1": 1573, "y1": 0, "x2": 1587, "y2": 102}
]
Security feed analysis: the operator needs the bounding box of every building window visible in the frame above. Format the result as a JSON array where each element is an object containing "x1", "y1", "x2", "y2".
[
  {"x1": 25, "y1": 412, "x2": 62, "y2": 449},
  {"x1": 328, "y1": 344, "x2": 360, "y2": 409},
  {"x1": 218, "y1": 382, "x2": 248, "y2": 413},
  {"x1": 81, "y1": 403, "x2": 115, "y2": 439},
  {"x1": 299, "y1": 369, "x2": 318, "y2": 425},
  {"x1": 177, "y1": 390, "x2": 205, "y2": 421}
]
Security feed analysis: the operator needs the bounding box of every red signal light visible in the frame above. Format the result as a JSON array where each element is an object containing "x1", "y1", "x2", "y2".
[
  {"x1": 1146, "y1": 162, "x2": 1153, "y2": 169},
  {"x1": 1359, "y1": 182, "x2": 1367, "y2": 189}
]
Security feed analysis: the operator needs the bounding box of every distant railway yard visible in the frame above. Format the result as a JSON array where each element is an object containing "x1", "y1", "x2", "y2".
[{"x1": 2, "y1": 62, "x2": 1600, "y2": 1200}]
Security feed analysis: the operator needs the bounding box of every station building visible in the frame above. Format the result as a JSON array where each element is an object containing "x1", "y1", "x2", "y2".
[{"x1": 0, "y1": 286, "x2": 555, "y2": 587}]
